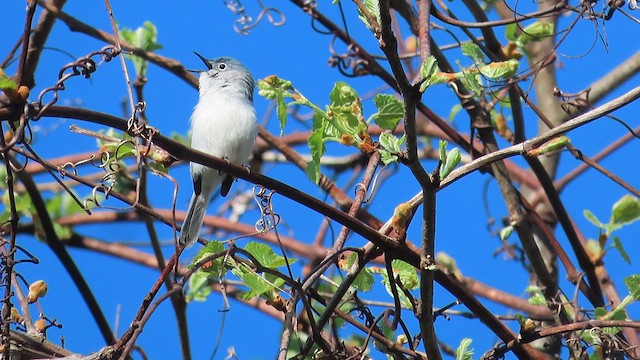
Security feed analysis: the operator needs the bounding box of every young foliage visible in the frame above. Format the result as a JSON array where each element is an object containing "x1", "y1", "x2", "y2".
[
  {"x1": 438, "y1": 140, "x2": 462, "y2": 179},
  {"x1": 338, "y1": 252, "x2": 374, "y2": 292},
  {"x1": 368, "y1": 260, "x2": 419, "y2": 308},
  {"x1": 418, "y1": 46, "x2": 520, "y2": 96},
  {"x1": 258, "y1": 76, "x2": 404, "y2": 183},
  {"x1": 456, "y1": 338, "x2": 474, "y2": 360},
  {"x1": 583, "y1": 195, "x2": 640, "y2": 264},
  {"x1": 118, "y1": 21, "x2": 163, "y2": 77}
]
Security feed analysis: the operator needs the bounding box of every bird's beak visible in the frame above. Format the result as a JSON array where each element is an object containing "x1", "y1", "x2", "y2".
[{"x1": 193, "y1": 52, "x2": 212, "y2": 70}]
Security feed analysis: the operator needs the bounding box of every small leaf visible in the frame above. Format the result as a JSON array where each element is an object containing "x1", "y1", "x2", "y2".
[
  {"x1": 583, "y1": 209, "x2": 605, "y2": 229},
  {"x1": 357, "y1": 0, "x2": 381, "y2": 31},
  {"x1": 378, "y1": 133, "x2": 405, "y2": 165},
  {"x1": 525, "y1": 285, "x2": 547, "y2": 305},
  {"x1": 339, "y1": 253, "x2": 374, "y2": 292},
  {"x1": 461, "y1": 42, "x2": 485, "y2": 66},
  {"x1": 440, "y1": 147, "x2": 461, "y2": 179},
  {"x1": 478, "y1": 59, "x2": 519, "y2": 79},
  {"x1": 186, "y1": 271, "x2": 213, "y2": 302},
  {"x1": 612, "y1": 195, "x2": 640, "y2": 225},
  {"x1": 419, "y1": 56, "x2": 448, "y2": 92},
  {"x1": 458, "y1": 71, "x2": 483, "y2": 96},
  {"x1": 188, "y1": 240, "x2": 225, "y2": 273},
  {"x1": 232, "y1": 264, "x2": 274, "y2": 298},
  {"x1": 392, "y1": 259, "x2": 419, "y2": 290},
  {"x1": 526, "y1": 136, "x2": 570, "y2": 156},
  {"x1": 0, "y1": 74, "x2": 18, "y2": 90},
  {"x1": 245, "y1": 242, "x2": 294, "y2": 268},
  {"x1": 449, "y1": 104, "x2": 463, "y2": 122},
  {"x1": 305, "y1": 161, "x2": 320, "y2": 184},
  {"x1": 371, "y1": 94, "x2": 403, "y2": 130},
  {"x1": 624, "y1": 274, "x2": 640, "y2": 300},
  {"x1": 611, "y1": 236, "x2": 631, "y2": 264},
  {"x1": 258, "y1": 76, "x2": 296, "y2": 134},
  {"x1": 118, "y1": 21, "x2": 162, "y2": 77},
  {"x1": 499, "y1": 225, "x2": 514, "y2": 241},
  {"x1": 515, "y1": 21, "x2": 555, "y2": 46},
  {"x1": 505, "y1": 23, "x2": 518, "y2": 41},
  {"x1": 438, "y1": 140, "x2": 448, "y2": 163},
  {"x1": 456, "y1": 338, "x2": 474, "y2": 360}
]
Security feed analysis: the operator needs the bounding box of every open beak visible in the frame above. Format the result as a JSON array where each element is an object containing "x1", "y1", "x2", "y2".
[{"x1": 193, "y1": 52, "x2": 212, "y2": 70}]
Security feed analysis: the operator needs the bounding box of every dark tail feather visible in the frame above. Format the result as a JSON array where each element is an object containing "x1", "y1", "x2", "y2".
[{"x1": 178, "y1": 193, "x2": 208, "y2": 247}]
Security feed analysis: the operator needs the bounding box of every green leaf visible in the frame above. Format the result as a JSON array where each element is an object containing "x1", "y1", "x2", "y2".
[
  {"x1": 306, "y1": 122, "x2": 326, "y2": 184},
  {"x1": 515, "y1": 21, "x2": 555, "y2": 46},
  {"x1": 461, "y1": 42, "x2": 485, "y2": 66},
  {"x1": 0, "y1": 74, "x2": 18, "y2": 90},
  {"x1": 458, "y1": 70, "x2": 483, "y2": 96},
  {"x1": 231, "y1": 263, "x2": 276, "y2": 299},
  {"x1": 419, "y1": 56, "x2": 447, "y2": 92},
  {"x1": 440, "y1": 147, "x2": 461, "y2": 179},
  {"x1": 185, "y1": 270, "x2": 213, "y2": 302},
  {"x1": 438, "y1": 140, "x2": 448, "y2": 163},
  {"x1": 456, "y1": 338, "x2": 474, "y2": 360},
  {"x1": 305, "y1": 161, "x2": 320, "y2": 184},
  {"x1": 525, "y1": 285, "x2": 547, "y2": 305},
  {"x1": 357, "y1": 0, "x2": 381, "y2": 31},
  {"x1": 339, "y1": 253, "x2": 374, "y2": 292},
  {"x1": 245, "y1": 242, "x2": 294, "y2": 269},
  {"x1": 478, "y1": 59, "x2": 519, "y2": 79},
  {"x1": 258, "y1": 76, "x2": 296, "y2": 135},
  {"x1": 188, "y1": 240, "x2": 225, "y2": 276},
  {"x1": 328, "y1": 82, "x2": 365, "y2": 135},
  {"x1": 392, "y1": 259, "x2": 419, "y2": 290},
  {"x1": 583, "y1": 209, "x2": 605, "y2": 229},
  {"x1": 505, "y1": 23, "x2": 518, "y2": 41},
  {"x1": 379, "y1": 133, "x2": 405, "y2": 165},
  {"x1": 499, "y1": 225, "x2": 514, "y2": 241},
  {"x1": 118, "y1": 21, "x2": 162, "y2": 77},
  {"x1": 624, "y1": 274, "x2": 640, "y2": 300},
  {"x1": 371, "y1": 94, "x2": 403, "y2": 130},
  {"x1": 449, "y1": 104, "x2": 463, "y2": 122},
  {"x1": 612, "y1": 195, "x2": 640, "y2": 225},
  {"x1": 611, "y1": 236, "x2": 631, "y2": 264}
]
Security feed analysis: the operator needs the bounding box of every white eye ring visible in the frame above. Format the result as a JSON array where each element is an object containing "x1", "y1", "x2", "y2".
[{"x1": 217, "y1": 63, "x2": 227, "y2": 71}]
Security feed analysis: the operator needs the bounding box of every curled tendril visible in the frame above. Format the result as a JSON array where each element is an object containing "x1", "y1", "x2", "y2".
[
  {"x1": 224, "y1": 0, "x2": 285, "y2": 35},
  {"x1": 84, "y1": 184, "x2": 113, "y2": 209},
  {"x1": 328, "y1": 36, "x2": 370, "y2": 77},
  {"x1": 252, "y1": 185, "x2": 281, "y2": 234},
  {"x1": 0, "y1": 115, "x2": 27, "y2": 153},
  {"x1": 32, "y1": 46, "x2": 120, "y2": 120}
]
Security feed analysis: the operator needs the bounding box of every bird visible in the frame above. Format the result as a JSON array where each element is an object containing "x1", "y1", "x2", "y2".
[{"x1": 178, "y1": 53, "x2": 258, "y2": 247}]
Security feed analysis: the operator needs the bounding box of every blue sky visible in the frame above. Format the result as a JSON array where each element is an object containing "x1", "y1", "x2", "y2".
[{"x1": 3, "y1": 1, "x2": 640, "y2": 359}]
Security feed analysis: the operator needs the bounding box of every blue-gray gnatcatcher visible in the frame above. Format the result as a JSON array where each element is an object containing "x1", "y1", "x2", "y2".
[{"x1": 178, "y1": 53, "x2": 258, "y2": 247}]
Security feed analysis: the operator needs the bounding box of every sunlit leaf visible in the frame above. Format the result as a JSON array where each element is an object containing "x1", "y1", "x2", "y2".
[
  {"x1": 371, "y1": 94, "x2": 403, "y2": 130},
  {"x1": 624, "y1": 274, "x2": 640, "y2": 300},
  {"x1": 440, "y1": 147, "x2": 461, "y2": 179},
  {"x1": 611, "y1": 236, "x2": 631, "y2": 264},
  {"x1": 461, "y1": 42, "x2": 485, "y2": 66},
  {"x1": 339, "y1": 253, "x2": 374, "y2": 292},
  {"x1": 583, "y1": 209, "x2": 605, "y2": 229},
  {"x1": 478, "y1": 59, "x2": 519, "y2": 79},
  {"x1": 611, "y1": 195, "x2": 640, "y2": 225},
  {"x1": 245, "y1": 241, "x2": 295, "y2": 268},
  {"x1": 456, "y1": 338, "x2": 474, "y2": 360},
  {"x1": 515, "y1": 21, "x2": 555, "y2": 46},
  {"x1": 357, "y1": 0, "x2": 381, "y2": 31}
]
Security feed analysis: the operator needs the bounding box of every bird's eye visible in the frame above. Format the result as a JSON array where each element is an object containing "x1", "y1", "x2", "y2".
[{"x1": 217, "y1": 63, "x2": 227, "y2": 71}]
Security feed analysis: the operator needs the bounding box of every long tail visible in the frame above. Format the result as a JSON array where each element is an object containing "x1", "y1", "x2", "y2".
[{"x1": 178, "y1": 193, "x2": 208, "y2": 247}]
